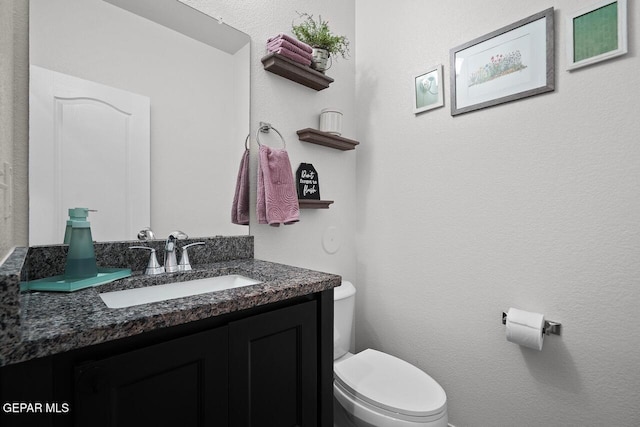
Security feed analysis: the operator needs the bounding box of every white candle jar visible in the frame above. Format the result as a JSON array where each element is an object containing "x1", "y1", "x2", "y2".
[{"x1": 319, "y1": 108, "x2": 343, "y2": 136}]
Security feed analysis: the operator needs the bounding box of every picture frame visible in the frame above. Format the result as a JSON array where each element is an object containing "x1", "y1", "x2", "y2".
[
  {"x1": 566, "y1": 0, "x2": 627, "y2": 71},
  {"x1": 449, "y1": 8, "x2": 554, "y2": 116},
  {"x1": 412, "y1": 64, "x2": 444, "y2": 114}
]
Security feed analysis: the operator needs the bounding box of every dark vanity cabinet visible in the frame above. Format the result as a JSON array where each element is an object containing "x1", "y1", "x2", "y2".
[
  {"x1": 73, "y1": 327, "x2": 228, "y2": 427},
  {"x1": 0, "y1": 291, "x2": 333, "y2": 427},
  {"x1": 229, "y1": 301, "x2": 317, "y2": 426}
]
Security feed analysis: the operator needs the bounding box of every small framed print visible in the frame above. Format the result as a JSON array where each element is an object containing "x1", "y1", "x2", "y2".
[
  {"x1": 566, "y1": 0, "x2": 628, "y2": 71},
  {"x1": 413, "y1": 64, "x2": 444, "y2": 114}
]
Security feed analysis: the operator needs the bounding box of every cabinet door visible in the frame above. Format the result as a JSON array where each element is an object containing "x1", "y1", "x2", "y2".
[
  {"x1": 229, "y1": 301, "x2": 318, "y2": 427},
  {"x1": 74, "y1": 327, "x2": 227, "y2": 427},
  {"x1": 0, "y1": 356, "x2": 55, "y2": 427}
]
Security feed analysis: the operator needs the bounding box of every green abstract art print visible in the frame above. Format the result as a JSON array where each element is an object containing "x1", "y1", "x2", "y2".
[
  {"x1": 566, "y1": 0, "x2": 627, "y2": 70},
  {"x1": 573, "y1": 2, "x2": 618, "y2": 62}
]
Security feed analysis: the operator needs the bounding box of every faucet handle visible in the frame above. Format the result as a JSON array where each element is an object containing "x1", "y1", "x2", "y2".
[
  {"x1": 137, "y1": 227, "x2": 155, "y2": 240},
  {"x1": 129, "y1": 246, "x2": 165, "y2": 275},
  {"x1": 178, "y1": 242, "x2": 205, "y2": 272},
  {"x1": 169, "y1": 230, "x2": 188, "y2": 240}
]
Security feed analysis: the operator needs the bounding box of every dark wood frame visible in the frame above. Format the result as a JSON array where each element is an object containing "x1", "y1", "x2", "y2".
[{"x1": 449, "y1": 8, "x2": 555, "y2": 116}]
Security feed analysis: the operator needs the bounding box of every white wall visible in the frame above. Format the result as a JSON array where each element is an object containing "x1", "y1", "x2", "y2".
[
  {"x1": 0, "y1": 0, "x2": 16, "y2": 259},
  {"x1": 355, "y1": 1, "x2": 640, "y2": 426},
  {"x1": 0, "y1": 0, "x2": 28, "y2": 260},
  {"x1": 185, "y1": 0, "x2": 358, "y2": 280},
  {"x1": 30, "y1": 0, "x2": 247, "y2": 240}
]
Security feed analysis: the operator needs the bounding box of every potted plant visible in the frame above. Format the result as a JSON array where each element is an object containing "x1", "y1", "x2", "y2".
[{"x1": 291, "y1": 12, "x2": 350, "y2": 73}]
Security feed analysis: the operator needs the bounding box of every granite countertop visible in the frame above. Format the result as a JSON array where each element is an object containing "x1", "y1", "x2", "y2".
[{"x1": 0, "y1": 239, "x2": 341, "y2": 367}]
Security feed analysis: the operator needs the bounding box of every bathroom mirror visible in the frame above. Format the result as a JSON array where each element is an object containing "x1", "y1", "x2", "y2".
[{"x1": 28, "y1": 0, "x2": 250, "y2": 245}]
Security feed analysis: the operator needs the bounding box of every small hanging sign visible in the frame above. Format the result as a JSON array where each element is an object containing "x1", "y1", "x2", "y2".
[{"x1": 296, "y1": 163, "x2": 321, "y2": 200}]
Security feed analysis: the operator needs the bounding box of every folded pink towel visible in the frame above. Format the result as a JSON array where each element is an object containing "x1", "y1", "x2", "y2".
[
  {"x1": 267, "y1": 33, "x2": 312, "y2": 54},
  {"x1": 267, "y1": 46, "x2": 312, "y2": 66},
  {"x1": 231, "y1": 149, "x2": 250, "y2": 225},
  {"x1": 267, "y1": 39, "x2": 313, "y2": 60},
  {"x1": 257, "y1": 145, "x2": 299, "y2": 226}
]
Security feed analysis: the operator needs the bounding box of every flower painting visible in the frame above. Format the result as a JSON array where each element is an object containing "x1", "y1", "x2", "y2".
[
  {"x1": 449, "y1": 8, "x2": 554, "y2": 116},
  {"x1": 468, "y1": 50, "x2": 526, "y2": 87}
]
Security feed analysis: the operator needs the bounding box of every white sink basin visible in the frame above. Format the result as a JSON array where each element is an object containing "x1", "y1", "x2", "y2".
[{"x1": 99, "y1": 274, "x2": 261, "y2": 308}]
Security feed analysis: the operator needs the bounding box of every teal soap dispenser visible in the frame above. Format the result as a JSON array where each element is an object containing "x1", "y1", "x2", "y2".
[
  {"x1": 64, "y1": 209, "x2": 98, "y2": 280},
  {"x1": 20, "y1": 207, "x2": 132, "y2": 292},
  {"x1": 63, "y1": 207, "x2": 91, "y2": 244}
]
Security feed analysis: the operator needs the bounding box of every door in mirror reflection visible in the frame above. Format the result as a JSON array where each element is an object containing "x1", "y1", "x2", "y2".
[
  {"x1": 29, "y1": 0, "x2": 251, "y2": 243},
  {"x1": 29, "y1": 66, "x2": 151, "y2": 245}
]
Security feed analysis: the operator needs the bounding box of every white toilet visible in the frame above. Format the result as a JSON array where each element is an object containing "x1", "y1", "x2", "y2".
[{"x1": 333, "y1": 281, "x2": 448, "y2": 427}]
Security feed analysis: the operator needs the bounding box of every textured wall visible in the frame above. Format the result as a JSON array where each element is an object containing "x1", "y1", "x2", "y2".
[
  {"x1": 355, "y1": 1, "x2": 640, "y2": 426},
  {"x1": 0, "y1": 0, "x2": 15, "y2": 259},
  {"x1": 184, "y1": 0, "x2": 358, "y2": 280},
  {"x1": 0, "y1": 0, "x2": 28, "y2": 260}
]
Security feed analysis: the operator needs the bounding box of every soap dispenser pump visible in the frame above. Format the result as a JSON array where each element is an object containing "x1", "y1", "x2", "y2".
[
  {"x1": 64, "y1": 208, "x2": 98, "y2": 280},
  {"x1": 63, "y1": 208, "x2": 91, "y2": 244}
]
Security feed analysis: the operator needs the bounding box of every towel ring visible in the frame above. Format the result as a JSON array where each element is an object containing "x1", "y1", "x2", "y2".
[
  {"x1": 256, "y1": 122, "x2": 286, "y2": 149},
  {"x1": 244, "y1": 134, "x2": 250, "y2": 150}
]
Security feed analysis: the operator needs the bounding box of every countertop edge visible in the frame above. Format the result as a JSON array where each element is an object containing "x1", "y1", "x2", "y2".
[{"x1": 1, "y1": 254, "x2": 341, "y2": 367}]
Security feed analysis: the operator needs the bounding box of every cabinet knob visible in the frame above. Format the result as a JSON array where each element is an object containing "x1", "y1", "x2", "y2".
[{"x1": 76, "y1": 365, "x2": 108, "y2": 394}]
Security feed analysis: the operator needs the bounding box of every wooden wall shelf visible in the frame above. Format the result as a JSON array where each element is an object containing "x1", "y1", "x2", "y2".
[
  {"x1": 261, "y1": 53, "x2": 334, "y2": 91},
  {"x1": 299, "y1": 200, "x2": 334, "y2": 209},
  {"x1": 297, "y1": 128, "x2": 360, "y2": 151}
]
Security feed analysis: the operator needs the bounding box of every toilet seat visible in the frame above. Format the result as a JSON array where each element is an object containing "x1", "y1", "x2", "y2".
[{"x1": 334, "y1": 349, "x2": 447, "y2": 421}]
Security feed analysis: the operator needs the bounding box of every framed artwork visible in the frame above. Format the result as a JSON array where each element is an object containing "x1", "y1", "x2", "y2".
[
  {"x1": 412, "y1": 64, "x2": 444, "y2": 114},
  {"x1": 450, "y1": 8, "x2": 554, "y2": 116},
  {"x1": 566, "y1": 0, "x2": 627, "y2": 71}
]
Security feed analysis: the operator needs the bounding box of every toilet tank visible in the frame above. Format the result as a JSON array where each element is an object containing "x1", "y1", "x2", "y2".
[{"x1": 334, "y1": 281, "x2": 356, "y2": 360}]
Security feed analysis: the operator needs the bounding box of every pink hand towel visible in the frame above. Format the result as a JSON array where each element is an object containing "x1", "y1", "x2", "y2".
[
  {"x1": 231, "y1": 149, "x2": 250, "y2": 225},
  {"x1": 257, "y1": 145, "x2": 299, "y2": 226},
  {"x1": 267, "y1": 46, "x2": 312, "y2": 66},
  {"x1": 267, "y1": 39, "x2": 313, "y2": 60},
  {"x1": 267, "y1": 33, "x2": 313, "y2": 53}
]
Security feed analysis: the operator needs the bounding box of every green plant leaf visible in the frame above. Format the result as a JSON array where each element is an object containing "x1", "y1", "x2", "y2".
[{"x1": 291, "y1": 12, "x2": 350, "y2": 60}]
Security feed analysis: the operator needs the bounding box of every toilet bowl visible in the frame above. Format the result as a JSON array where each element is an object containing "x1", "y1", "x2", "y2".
[{"x1": 334, "y1": 281, "x2": 448, "y2": 427}]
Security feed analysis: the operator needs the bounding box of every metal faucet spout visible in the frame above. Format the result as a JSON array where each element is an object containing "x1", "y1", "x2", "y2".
[{"x1": 164, "y1": 231, "x2": 188, "y2": 273}]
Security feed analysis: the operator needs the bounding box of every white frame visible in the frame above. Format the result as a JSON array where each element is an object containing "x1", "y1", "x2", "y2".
[
  {"x1": 412, "y1": 64, "x2": 444, "y2": 114},
  {"x1": 566, "y1": 0, "x2": 627, "y2": 71}
]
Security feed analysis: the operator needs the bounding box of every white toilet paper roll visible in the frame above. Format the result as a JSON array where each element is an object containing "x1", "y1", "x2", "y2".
[{"x1": 506, "y1": 308, "x2": 545, "y2": 351}]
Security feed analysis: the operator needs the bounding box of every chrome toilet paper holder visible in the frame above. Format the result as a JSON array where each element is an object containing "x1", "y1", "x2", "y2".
[{"x1": 502, "y1": 312, "x2": 562, "y2": 336}]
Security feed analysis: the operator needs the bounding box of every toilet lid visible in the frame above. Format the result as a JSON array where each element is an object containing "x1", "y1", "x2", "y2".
[{"x1": 334, "y1": 349, "x2": 447, "y2": 417}]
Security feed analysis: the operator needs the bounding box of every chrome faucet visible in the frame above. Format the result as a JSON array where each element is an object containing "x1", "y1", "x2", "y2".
[
  {"x1": 129, "y1": 246, "x2": 164, "y2": 275},
  {"x1": 164, "y1": 231, "x2": 188, "y2": 273},
  {"x1": 178, "y1": 242, "x2": 206, "y2": 271}
]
